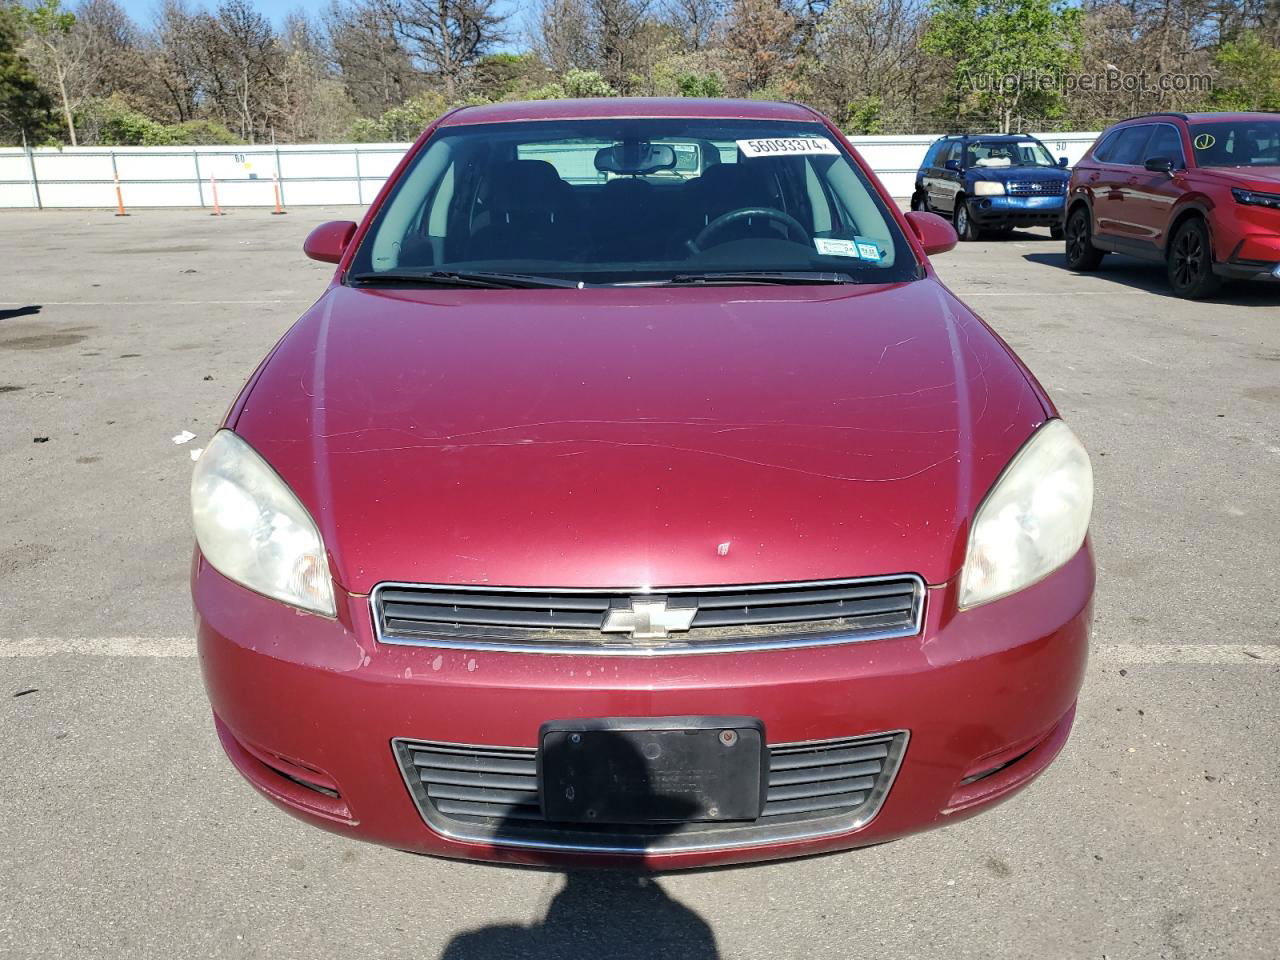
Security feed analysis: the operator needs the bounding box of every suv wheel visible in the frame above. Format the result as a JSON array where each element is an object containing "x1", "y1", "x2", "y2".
[
  {"x1": 955, "y1": 201, "x2": 981, "y2": 241},
  {"x1": 1050, "y1": 224, "x2": 1064, "y2": 241},
  {"x1": 1064, "y1": 207, "x2": 1103, "y2": 271},
  {"x1": 1167, "y1": 218, "x2": 1222, "y2": 299}
]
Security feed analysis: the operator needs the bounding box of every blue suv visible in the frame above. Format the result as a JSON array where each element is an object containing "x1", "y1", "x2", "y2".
[{"x1": 910, "y1": 135, "x2": 1071, "y2": 241}]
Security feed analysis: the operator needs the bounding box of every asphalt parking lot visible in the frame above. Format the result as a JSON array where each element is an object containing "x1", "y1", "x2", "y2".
[{"x1": 2, "y1": 207, "x2": 1277, "y2": 960}]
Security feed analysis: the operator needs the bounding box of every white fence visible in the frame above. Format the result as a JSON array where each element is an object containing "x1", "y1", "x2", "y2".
[{"x1": 0, "y1": 132, "x2": 1101, "y2": 210}]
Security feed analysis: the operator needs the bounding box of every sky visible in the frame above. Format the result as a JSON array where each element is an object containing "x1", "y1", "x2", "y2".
[
  {"x1": 114, "y1": 0, "x2": 527, "y2": 40},
  {"x1": 115, "y1": 0, "x2": 306, "y2": 27}
]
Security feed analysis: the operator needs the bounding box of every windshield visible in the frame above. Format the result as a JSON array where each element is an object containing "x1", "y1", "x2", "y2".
[
  {"x1": 965, "y1": 139, "x2": 1056, "y2": 168},
  {"x1": 1189, "y1": 121, "x2": 1280, "y2": 168},
  {"x1": 348, "y1": 118, "x2": 918, "y2": 286}
]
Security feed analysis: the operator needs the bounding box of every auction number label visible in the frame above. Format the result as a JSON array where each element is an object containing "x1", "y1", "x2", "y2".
[{"x1": 738, "y1": 138, "x2": 841, "y2": 158}]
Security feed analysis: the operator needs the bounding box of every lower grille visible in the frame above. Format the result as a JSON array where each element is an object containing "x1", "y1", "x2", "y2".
[{"x1": 393, "y1": 730, "x2": 908, "y2": 852}]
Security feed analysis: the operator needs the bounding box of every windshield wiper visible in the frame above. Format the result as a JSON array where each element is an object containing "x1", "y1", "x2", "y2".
[
  {"x1": 664, "y1": 271, "x2": 856, "y2": 286},
  {"x1": 348, "y1": 269, "x2": 580, "y2": 289}
]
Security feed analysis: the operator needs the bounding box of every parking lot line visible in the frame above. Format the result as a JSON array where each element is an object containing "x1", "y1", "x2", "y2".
[{"x1": 1, "y1": 638, "x2": 1276, "y2": 662}]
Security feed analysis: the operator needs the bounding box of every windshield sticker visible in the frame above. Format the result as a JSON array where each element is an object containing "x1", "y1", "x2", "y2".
[
  {"x1": 738, "y1": 137, "x2": 840, "y2": 158},
  {"x1": 854, "y1": 237, "x2": 883, "y2": 260},
  {"x1": 814, "y1": 237, "x2": 883, "y2": 260},
  {"x1": 1193, "y1": 133, "x2": 1216, "y2": 150}
]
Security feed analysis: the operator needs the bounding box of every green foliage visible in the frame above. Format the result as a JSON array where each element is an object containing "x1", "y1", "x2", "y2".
[
  {"x1": 347, "y1": 91, "x2": 449, "y2": 142},
  {"x1": 22, "y1": 0, "x2": 75, "y2": 37},
  {"x1": 1209, "y1": 33, "x2": 1280, "y2": 112},
  {"x1": 923, "y1": 0, "x2": 1083, "y2": 130},
  {"x1": 843, "y1": 97, "x2": 885, "y2": 134},
  {"x1": 472, "y1": 52, "x2": 548, "y2": 101},
  {"x1": 560, "y1": 69, "x2": 617, "y2": 98},
  {"x1": 0, "y1": 2, "x2": 54, "y2": 143},
  {"x1": 77, "y1": 96, "x2": 240, "y2": 145},
  {"x1": 676, "y1": 72, "x2": 726, "y2": 97}
]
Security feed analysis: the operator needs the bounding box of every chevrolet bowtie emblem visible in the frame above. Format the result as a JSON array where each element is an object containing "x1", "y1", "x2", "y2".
[{"x1": 602, "y1": 597, "x2": 698, "y2": 640}]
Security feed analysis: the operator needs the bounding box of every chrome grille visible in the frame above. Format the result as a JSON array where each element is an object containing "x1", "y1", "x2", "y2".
[
  {"x1": 393, "y1": 731, "x2": 907, "y2": 853},
  {"x1": 1006, "y1": 179, "x2": 1066, "y2": 196},
  {"x1": 373, "y1": 576, "x2": 924, "y2": 655}
]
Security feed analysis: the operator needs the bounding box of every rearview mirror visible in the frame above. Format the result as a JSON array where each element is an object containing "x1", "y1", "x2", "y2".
[
  {"x1": 944, "y1": 159, "x2": 961, "y2": 172},
  {"x1": 303, "y1": 220, "x2": 357, "y2": 263},
  {"x1": 595, "y1": 142, "x2": 677, "y2": 176},
  {"x1": 1144, "y1": 156, "x2": 1176, "y2": 175},
  {"x1": 1058, "y1": 156, "x2": 1069, "y2": 167},
  {"x1": 904, "y1": 211, "x2": 958, "y2": 257}
]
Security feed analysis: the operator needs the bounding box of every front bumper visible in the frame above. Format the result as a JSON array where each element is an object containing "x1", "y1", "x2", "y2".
[
  {"x1": 970, "y1": 194, "x2": 1065, "y2": 228},
  {"x1": 194, "y1": 545, "x2": 1094, "y2": 869},
  {"x1": 1211, "y1": 200, "x2": 1280, "y2": 281}
]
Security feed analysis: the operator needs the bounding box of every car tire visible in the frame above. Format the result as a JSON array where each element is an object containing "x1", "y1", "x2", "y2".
[
  {"x1": 910, "y1": 190, "x2": 924, "y2": 212},
  {"x1": 1050, "y1": 224, "x2": 1064, "y2": 241},
  {"x1": 1064, "y1": 206, "x2": 1103, "y2": 271},
  {"x1": 1167, "y1": 218, "x2": 1222, "y2": 299},
  {"x1": 955, "y1": 201, "x2": 981, "y2": 241}
]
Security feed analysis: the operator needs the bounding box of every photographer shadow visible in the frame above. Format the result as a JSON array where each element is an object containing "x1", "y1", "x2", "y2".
[{"x1": 440, "y1": 733, "x2": 722, "y2": 960}]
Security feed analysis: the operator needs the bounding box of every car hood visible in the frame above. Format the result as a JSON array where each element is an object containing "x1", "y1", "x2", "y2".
[
  {"x1": 969, "y1": 166, "x2": 1069, "y2": 183},
  {"x1": 233, "y1": 280, "x2": 1048, "y2": 593},
  {"x1": 1195, "y1": 166, "x2": 1280, "y2": 190}
]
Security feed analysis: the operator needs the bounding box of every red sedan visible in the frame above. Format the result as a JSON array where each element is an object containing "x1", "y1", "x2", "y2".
[{"x1": 191, "y1": 98, "x2": 1094, "y2": 869}]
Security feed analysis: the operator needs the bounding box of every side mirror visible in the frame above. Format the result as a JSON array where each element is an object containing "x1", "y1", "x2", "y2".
[
  {"x1": 944, "y1": 159, "x2": 962, "y2": 172},
  {"x1": 1143, "y1": 156, "x2": 1176, "y2": 175},
  {"x1": 905, "y1": 210, "x2": 958, "y2": 257},
  {"x1": 1058, "y1": 156, "x2": 1069, "y2": 167},
  {"x1": 304, "y1": 220, "x2": 357, "y2": 264}
]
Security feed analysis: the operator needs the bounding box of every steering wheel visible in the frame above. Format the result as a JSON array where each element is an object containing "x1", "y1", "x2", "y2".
[{"x1": 688, "y1": 206, "x2": 811, "y2": 254}]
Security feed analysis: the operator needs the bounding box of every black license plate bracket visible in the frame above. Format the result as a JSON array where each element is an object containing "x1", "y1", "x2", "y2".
[{"x1": 538, "y1": 716, "x2": 766, "y2": 825}]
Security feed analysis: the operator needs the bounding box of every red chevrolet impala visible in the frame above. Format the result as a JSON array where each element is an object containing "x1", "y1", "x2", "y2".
[{"x1": 191, "y1": 98, "x2": 1094, "y2": 869}]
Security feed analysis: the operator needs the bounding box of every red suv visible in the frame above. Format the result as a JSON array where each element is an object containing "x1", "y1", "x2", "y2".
[{"x1": 1065, "y1": 111, "x2": 1280, "y2": 298}]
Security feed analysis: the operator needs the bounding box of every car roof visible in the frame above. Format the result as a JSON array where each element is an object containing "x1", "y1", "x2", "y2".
[
  {"x1": 933, "y1": 134, "x2": 1037, "y2": 142},
  {"x1": 1114, "y1": 111, "x2": 1280, "y2": 125},
  {"x1": 439, "y1": 98, "x2": 820, "y2": 126}
]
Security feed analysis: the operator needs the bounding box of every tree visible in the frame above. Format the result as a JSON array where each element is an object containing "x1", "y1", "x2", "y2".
[
  {"x1": 722, "y1": 0, "x2": 798, "y2": 94},
  {"x1": 1209, "y1": 32, "x2": 1280, "y2": 111},
  {"x1": 0, "y1": 3, "x2": 52, "y2": 144},
  {"x1": 536, "y1": 0, "x2": 594, "y2": 73},
  {"x1": 151, "y1": 0, "x2": 205, "y2": 123},
  {"x1": 665, "y1": 0, "x2": 723, "y2": 51},
  {"x1": 922, "y1": 0, "x2": 1083, "y2": 132},
  {"x1": 190, "y1": 0, "x2": 282, "y2": 142},
  {"x1": 383, "y1": 0, "x2": 505, "y2": 99},
  {"x1": 589, "y1": 0, "x2": 653, "y2": 90},
  {"x1": 814, "y1": 0, "x2": 932, "y2": 131},
  {"x1": 20, "y1": 0, "x2": 103, "y2": 145},
  {"x1": 327, "y1": 0, "x2": 420, "y2": 115}
]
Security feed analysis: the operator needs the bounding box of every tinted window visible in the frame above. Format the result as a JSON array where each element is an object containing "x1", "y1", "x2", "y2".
[
  {"x1": 1144, "y1": 124, "x2": 1185, "y2": 166},
  {"x1": 1092, "y1": 130, "x2": 1121, "y2": 162},
  {"x1": 922, "y1": 141, "x2": 944, "y2": 168},
  {"x1": 1188, "y1": 120, "x2": 1280, "y2": 168},
  {"x1": 349, "y1": 118, "x2": 918, "y2": 286},
  {"x1": 1107, "y1": 126, "x2": 1154, "y2": 166}
]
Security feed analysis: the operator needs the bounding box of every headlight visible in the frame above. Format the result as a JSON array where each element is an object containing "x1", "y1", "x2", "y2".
[
  {"x1": 973, "y1": 180, "x2": 1006, "y2": 196},
  {"x1": 191, "y1": 430, "x2": 335, "y2": 616},
  {"x1": 1231, "y1": 187, "x2": 1280, "y2": 209},
  {"x1": 959, "y1": 420, "x2": 1093, "y2": 609}
]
